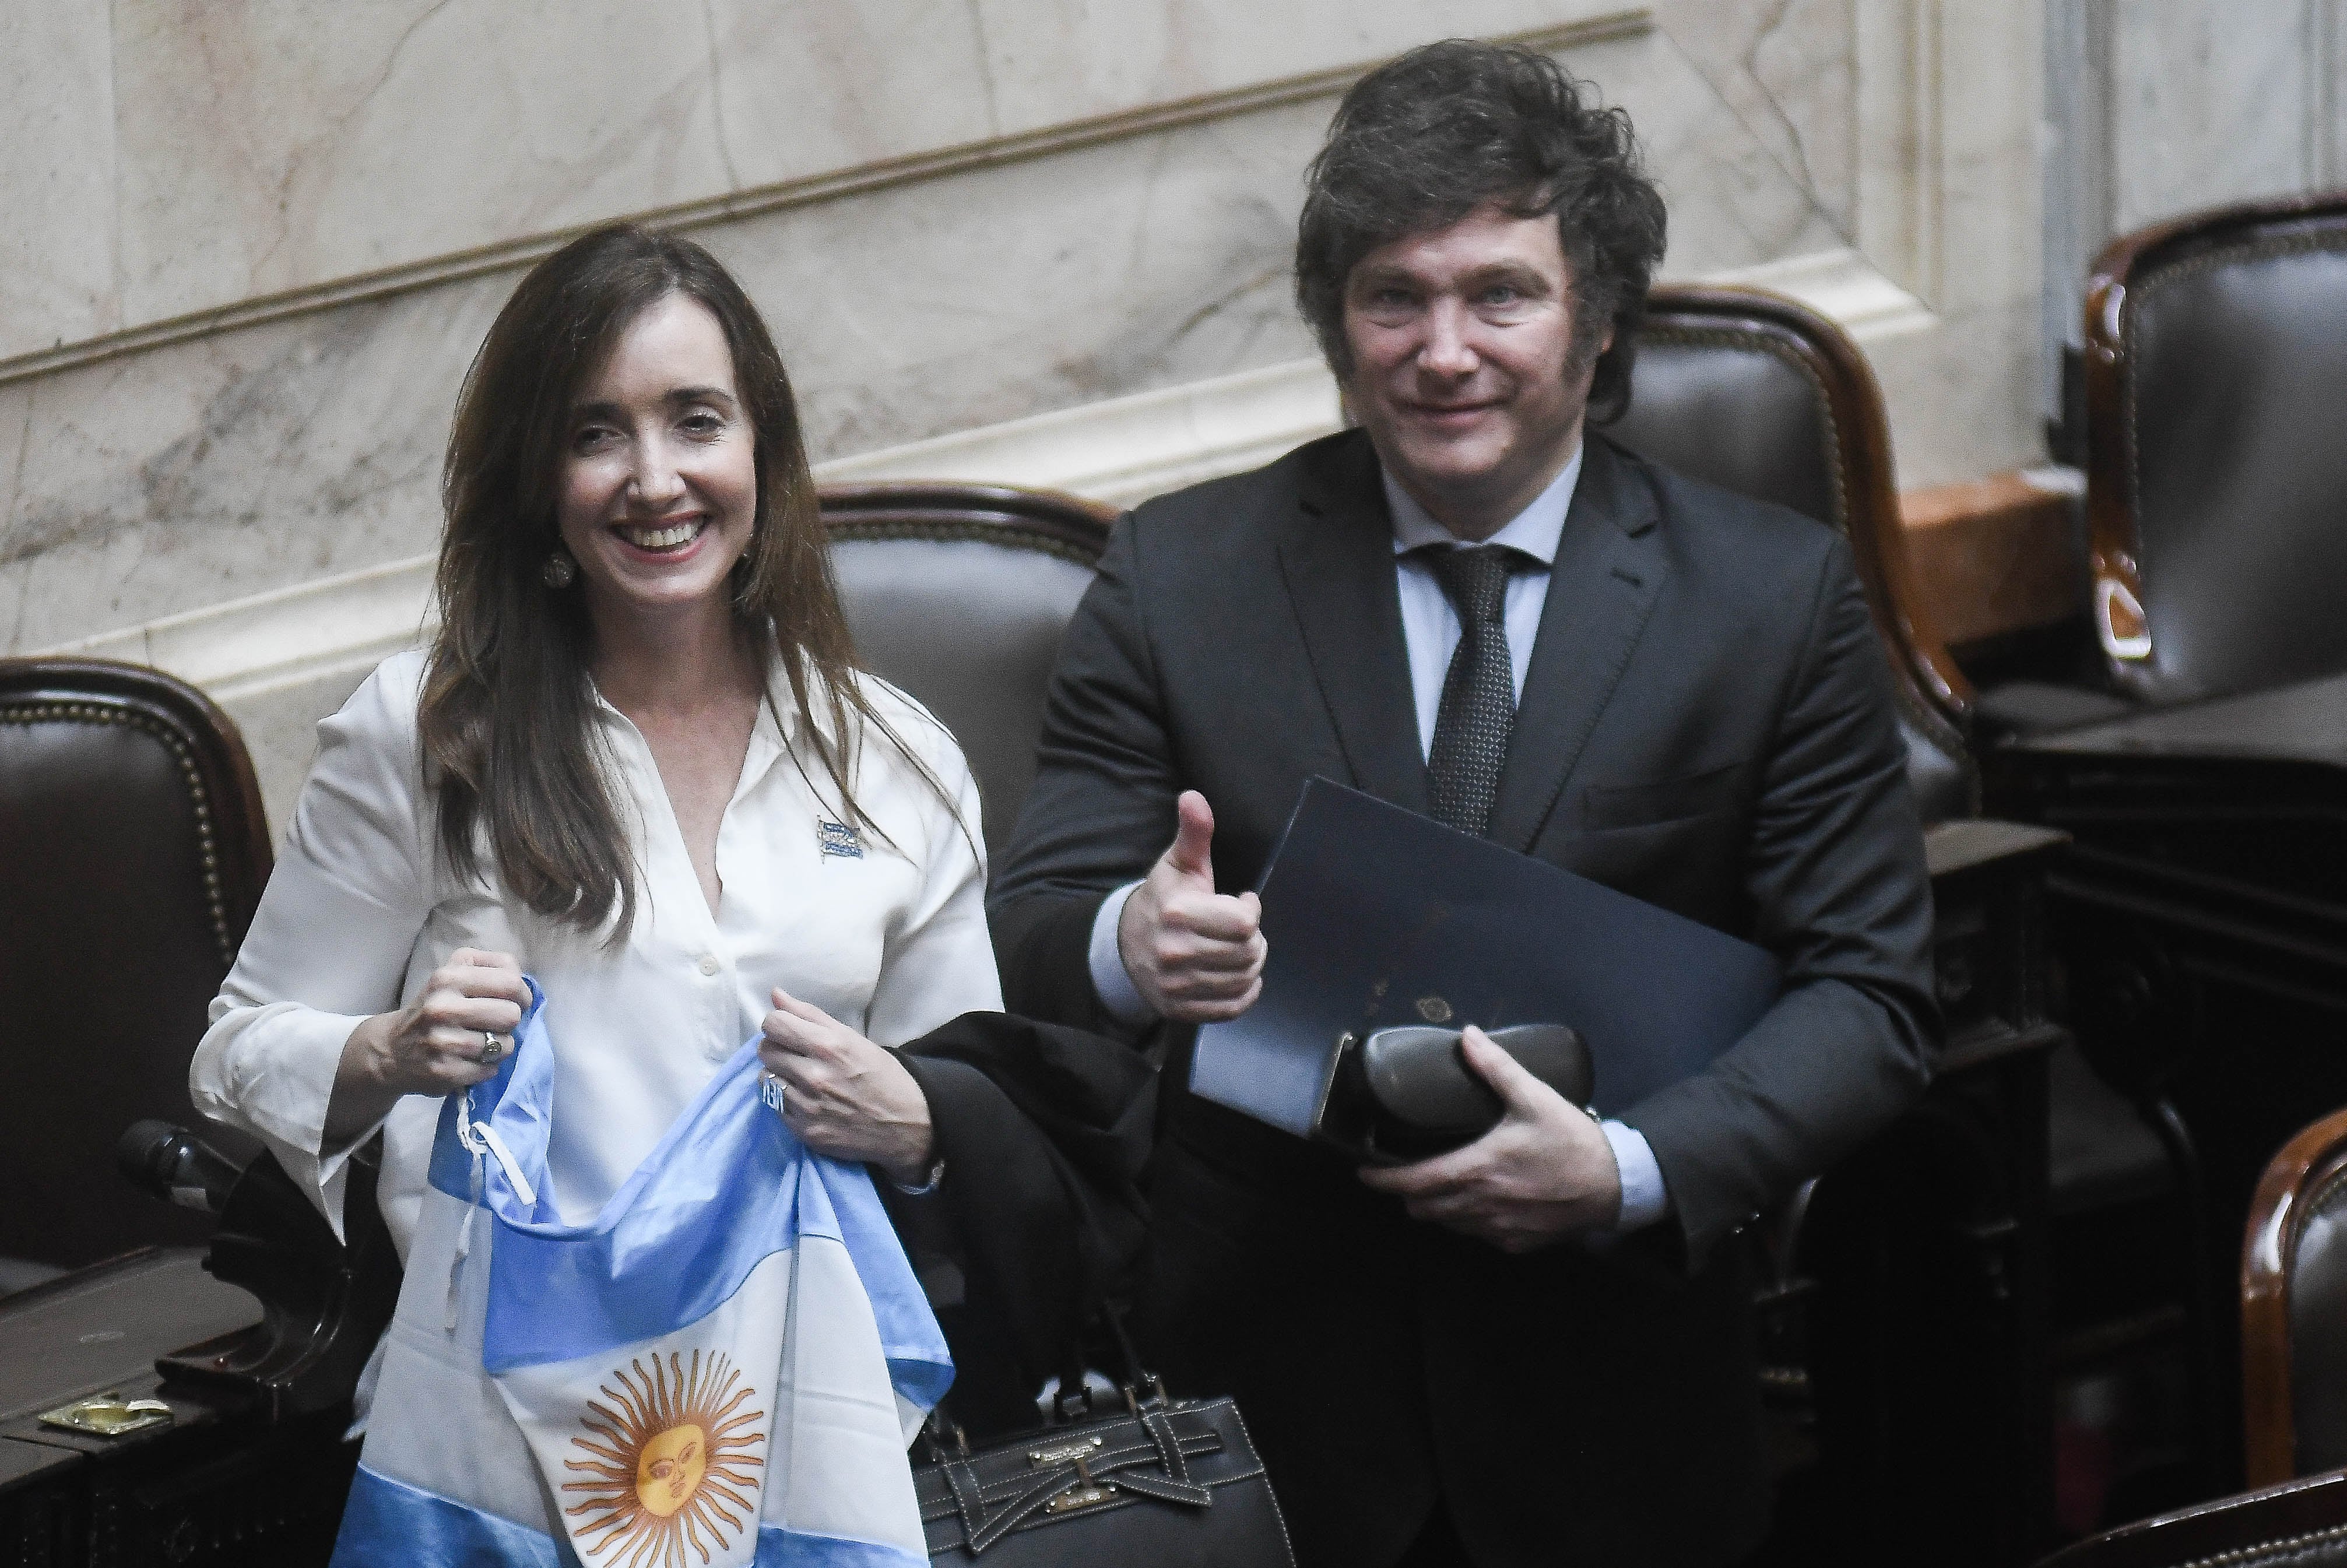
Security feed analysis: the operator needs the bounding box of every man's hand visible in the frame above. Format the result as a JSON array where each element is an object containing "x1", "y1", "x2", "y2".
[
  {"x1": 1358, "y1": 1026, "x2": 1622, "y2": 1251},
  {"x1": 1117, "y1": 790, "x2": 1267, "y2": 1022}
]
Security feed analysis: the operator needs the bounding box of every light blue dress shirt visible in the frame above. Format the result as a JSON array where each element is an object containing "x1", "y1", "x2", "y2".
[{"x1": 1085, "y1": 441, "x2": 1671, "y2": 1234}]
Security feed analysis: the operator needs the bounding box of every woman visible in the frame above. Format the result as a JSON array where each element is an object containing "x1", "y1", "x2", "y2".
[{"x1": 190, "y1": 226, "x2": 1120, "y2": 1560}]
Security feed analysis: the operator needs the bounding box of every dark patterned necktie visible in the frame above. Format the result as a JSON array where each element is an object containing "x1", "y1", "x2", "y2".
[{"x1": 1424, "y1": 546, "x2": 1526, "y2": 838}]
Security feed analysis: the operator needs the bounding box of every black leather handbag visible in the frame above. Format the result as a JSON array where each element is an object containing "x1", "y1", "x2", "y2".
[{"x1": 912, "y1": 1372, "x2": 1294, "y2": 1565}]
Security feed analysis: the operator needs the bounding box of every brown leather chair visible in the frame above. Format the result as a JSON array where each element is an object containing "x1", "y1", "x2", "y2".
[
  {"x1": 1610, "y1": 283, "x2": 1977, "y2": 824},
  {"x1": 2242, "y1": 1104, "x2": 2347, "y2": 1486},
  {"x1": 823, "y1": 483, "x2": 1117, "y2": 860},
  {"x1": 0, "y1": 659, "x2": 270, "y2": 1282},
  {"x1": 2032, "y1": 1467, "x2": 2347, "y2": 1568},
  {"x1": 2007, "y1": 192, "x2": 2347, "y2": 726}
]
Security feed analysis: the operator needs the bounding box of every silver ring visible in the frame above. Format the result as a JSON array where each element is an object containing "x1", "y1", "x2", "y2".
[{"x1": 478, "y1": 1031, "x2": 502, "y2": 1066}]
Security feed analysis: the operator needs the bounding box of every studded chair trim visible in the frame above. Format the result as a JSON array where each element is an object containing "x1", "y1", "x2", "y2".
[
  {"x1": 0, "y1": 698, "x2": 236, "y2": 965},
  {"x1": 0, "y1": 660, "x2": 271, "y2": 965}
]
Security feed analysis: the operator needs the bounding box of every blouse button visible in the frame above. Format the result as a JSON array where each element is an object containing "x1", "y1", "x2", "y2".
[{"x1": 697, "y1": 954, "x2": 721, "y2": 977}]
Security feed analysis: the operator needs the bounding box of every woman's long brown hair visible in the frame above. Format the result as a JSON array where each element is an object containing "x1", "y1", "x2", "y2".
[{"x1": 420, "y1": 224, "x2": 946, "y2": 938}]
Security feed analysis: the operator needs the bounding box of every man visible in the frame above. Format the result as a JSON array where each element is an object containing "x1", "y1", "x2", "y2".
[{"x1": 988, "y1": 40, "x2": 1937, "y2": 1568}]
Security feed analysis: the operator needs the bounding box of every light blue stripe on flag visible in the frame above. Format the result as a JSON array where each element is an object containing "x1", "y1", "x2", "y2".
[
  {"x1": 336, "y1": 1466, "x2": 930, "y2": 1567},
  {"x1": 335, "y1": 1465, "x2": 575, "y2": 1567}
]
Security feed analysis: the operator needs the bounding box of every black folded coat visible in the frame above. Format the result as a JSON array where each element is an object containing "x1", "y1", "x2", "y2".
[{"x1": 893, "y1": 1011, "x2": 1156, "y2": 1437}]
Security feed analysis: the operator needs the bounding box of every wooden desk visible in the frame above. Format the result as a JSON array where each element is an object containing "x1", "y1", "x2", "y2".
[
  {"x1": 0, "y1": 1249, "x2": 358, "y2": 1567},
  {"x1": 1991, "y1": 672, "x2": 2347, "y2": 1502},
  {"x1": 1768, "y1": 819, "x2": 2065, "y2": 1567},
  {"x1": 1990, "y1": 670, "x2": 2347, "y2": 1102},
  {"x1": 2016, "y1": 673, "x2": 2347, "y2": 767}
]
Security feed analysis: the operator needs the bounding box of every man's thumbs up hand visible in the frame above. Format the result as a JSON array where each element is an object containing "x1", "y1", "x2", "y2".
[
  {"x1": 1164, "y1": 789, "x2": 1218, "y2": 880},
  {"x1": 1118, "y1": 790, "x2": 1267, "y2": 1022}
]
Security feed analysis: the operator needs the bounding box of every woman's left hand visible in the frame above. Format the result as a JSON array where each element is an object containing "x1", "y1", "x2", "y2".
[{"x1": 758, "y1": 989, "x2": 935, "y2": 1186}]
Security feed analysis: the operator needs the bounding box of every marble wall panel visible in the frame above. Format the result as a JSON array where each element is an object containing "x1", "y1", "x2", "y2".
[
  {"x1": 0, "y1": 7, "x2": 120, "y2": 361},
  {"x1": 2324, "y1": 0, "x2": 2347, "y2": 191},
  {"x1": 730, "y1": 99, "x2": 1326, "y2": 462},
  {"x1": 111, "y1": 0, "x2": 747, "y2": 327},
  {"x1": 1937, "y1": 0, "x2": 2044, "y2": 318},
  {"x1": 1650, "y1": 0, "x2": 1859, "y2": 241},
  {"x1": 2107, "y1": 0, "x2": 2316, "y2": 234},
  {"x1": 0, "y1": 282, "x2": 500, "y2": 653},
  {"x1": 704, "y1": 0, "x2": 995, "y2": 183},
  {"x1": 962, "y1": 0, "x2": 1620, "y2": 129},
  {"x1": 1863, "y1": 293, "x2": 2044, "y2": 490},
  {"x1": 1600, "y1": 26, "x2": 1851, "y2": 271}
]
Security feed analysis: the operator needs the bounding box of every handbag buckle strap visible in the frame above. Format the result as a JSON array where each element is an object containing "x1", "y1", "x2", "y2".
[
  {"x1": 1030, "y1": 1435, "x2": 1117, "y2": 1517},
  {"x1": 1043, "y1": 1481, "x2": 1119, "y2": 1515},
  {"x1": 953, "y1": 1426, "x2": 1214, "y2": 1550}
]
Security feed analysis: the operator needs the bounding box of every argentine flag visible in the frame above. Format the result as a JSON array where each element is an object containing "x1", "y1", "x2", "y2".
[{"x1": 332, "y1": 981, "x2": 953, "y2": 1567}]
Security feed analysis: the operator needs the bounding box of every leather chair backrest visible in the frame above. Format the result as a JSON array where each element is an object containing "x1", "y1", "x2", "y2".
[
  {"x1": 1610, "y1": 286, "x2": 1976, "y2": 823},
  {"x1": 823, "y1": 485, "x2": 1115, "y2": 862},
  {"x1": 2085, "y1": 195, "x2": 2347, "y2": 705},
  {"x1": 2032, "y1": 1467, "x2": 2347, "y2": 1568},
  {"x1": 2285, "y1": 1168, "x2": 2347, "y2": 1474},
  {"x1": 2244, "y1": 1105, "x2": 2347, "y2": 1483},
  {"x1": 0, "y1": 660, "x2": 269, "y2": 1268}
]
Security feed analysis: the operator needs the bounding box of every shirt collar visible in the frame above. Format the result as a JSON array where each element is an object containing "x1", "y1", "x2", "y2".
[
  {"x1": 1383, "y1": 437, "x2": 1584, "y2": 566},
  {"x1": 582, "y1": 649, "x2": 808, "y2": 754}
]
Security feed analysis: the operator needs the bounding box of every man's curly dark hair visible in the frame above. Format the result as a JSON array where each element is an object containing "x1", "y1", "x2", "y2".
[{"x1": 1295, "y1": 40, "x2": 1668, "y2": 424}]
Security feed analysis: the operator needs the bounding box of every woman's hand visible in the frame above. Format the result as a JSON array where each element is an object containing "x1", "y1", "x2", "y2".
[
  {"x1": 758, "y1": 988, "x2": 935, "y2": 1186},
  {"x1": 326, "y1": 949, "x2": 532, "y2": 1145}
]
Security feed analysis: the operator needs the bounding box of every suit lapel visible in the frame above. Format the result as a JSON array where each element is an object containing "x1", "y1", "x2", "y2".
[
  {"x1": 1487, "y1": 437, "x2": 1668, "y2": 852},
  {"x1": 1276, "y1": 434, "x2": 1429, "y2": 813}
]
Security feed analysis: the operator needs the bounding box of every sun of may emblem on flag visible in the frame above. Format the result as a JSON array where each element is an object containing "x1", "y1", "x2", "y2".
[{"x1": 564, "y1": 1349, "x2": 765, "y2": 1566}]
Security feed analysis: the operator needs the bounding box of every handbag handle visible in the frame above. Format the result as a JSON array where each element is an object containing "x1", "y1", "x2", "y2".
[
  {"x1": 1042, "y1": 1300, "x2": 1172, "y2": 1426},
  {"x1": 1100, "y1": 1299, "x2": 1168, "y2": 1412},
  {"x1": 920, "y1": 1404, "x2": 972, "y2": 1465},
  {"x1": 919, "y1": 1298, "x2": 1171, "y2": 1462}
]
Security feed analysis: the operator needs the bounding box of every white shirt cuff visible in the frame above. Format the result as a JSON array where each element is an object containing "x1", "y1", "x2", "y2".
[
  {"x1": 190, "y1": 1000, "x2": 377, "y2": 1241},
  {"x1": 1601, "y1": 1119, "x2": 1670, "y2": 1233},
  {"x1": 1085, "y1": 881, "x2": 1155, "y2": 1026}
]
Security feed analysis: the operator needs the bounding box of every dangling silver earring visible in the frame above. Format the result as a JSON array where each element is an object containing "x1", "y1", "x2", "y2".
[{"x1": 541, "y1": 548, "x2": 577, "y2": 589}]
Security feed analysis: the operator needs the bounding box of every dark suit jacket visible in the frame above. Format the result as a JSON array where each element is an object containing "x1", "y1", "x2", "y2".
[{"x1": 988, "y1": 429, "x2": 1939, "y2": 1568}]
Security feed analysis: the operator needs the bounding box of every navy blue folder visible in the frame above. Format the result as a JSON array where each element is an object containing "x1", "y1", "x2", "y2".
[{"x1": 1190, "y1": 778, "x2": 1782, "y2": 1139}]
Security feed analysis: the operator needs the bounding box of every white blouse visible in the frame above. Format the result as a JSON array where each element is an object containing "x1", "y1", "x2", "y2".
[{"x1": 190, "y1": 650, "x2": 1003, "y2": 1261}]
